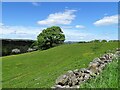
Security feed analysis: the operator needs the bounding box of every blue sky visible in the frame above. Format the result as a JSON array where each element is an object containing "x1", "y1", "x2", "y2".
[{"x1": 1, "y1": 2, "x2": 118, "y2": 41}]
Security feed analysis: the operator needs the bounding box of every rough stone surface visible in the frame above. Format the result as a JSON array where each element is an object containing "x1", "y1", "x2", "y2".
[{"x1": 55, "y1": 75, "x2": 68, "y2": 86}]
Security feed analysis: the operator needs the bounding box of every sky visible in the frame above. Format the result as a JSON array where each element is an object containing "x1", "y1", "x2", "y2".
[{"x1": 1, "y1": 2, "x2": 118, "y2": 41}]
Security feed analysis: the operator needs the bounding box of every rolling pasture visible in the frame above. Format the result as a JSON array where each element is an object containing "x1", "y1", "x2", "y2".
[{"x1": 2, "y1": 42, "x2": 118, "y2": 88}]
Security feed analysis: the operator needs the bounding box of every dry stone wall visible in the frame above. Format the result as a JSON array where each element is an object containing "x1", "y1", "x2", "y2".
[{"x1": 52, "y1": 48, "x2": 120, "y2": 89}]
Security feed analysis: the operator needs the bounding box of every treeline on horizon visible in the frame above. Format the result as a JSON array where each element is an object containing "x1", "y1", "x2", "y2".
[
  {"x1": 1, "y1": 39, "x2": 35, "y2": 56},
  {"x1": 1, "y1": 39, "x2": 119, "y2": 57}
]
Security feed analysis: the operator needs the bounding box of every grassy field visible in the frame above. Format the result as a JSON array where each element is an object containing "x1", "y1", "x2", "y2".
[
  {"x1": 80, "y1": 59, "x2": 118, "y2": 88},
  {"x1": 2, "y1": 42, "x2": 118, "y2": 88}
]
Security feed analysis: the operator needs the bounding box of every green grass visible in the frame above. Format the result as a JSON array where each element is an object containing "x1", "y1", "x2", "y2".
[
  {"x1": 2, "y1": 42, "x2": 118, "y2": 88},
  {"x1": 80, "y1": 59, "x2": 118, "y2": 88}
]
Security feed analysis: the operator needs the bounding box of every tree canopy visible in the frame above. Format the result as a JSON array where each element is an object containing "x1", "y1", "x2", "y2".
[
  {"x1": 37, "y1": 26, "x2": 65, "y2": 50},
  {"x1": 101, "y1": 40, "x2": 107, "y2": 42}
]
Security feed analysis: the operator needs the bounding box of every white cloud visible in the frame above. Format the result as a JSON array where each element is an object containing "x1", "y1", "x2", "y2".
[
  {"x1": 94, "y1": 15, "x2": 118, "y2": 26},
  {"x1": 0, "y1": 23, "x2": 4, "y2": 26},
  {"x1": 32, "y1": 2, "x2": 39, "y2": 6},
  {"x1": 62, "y1": 27, "x2": 118, "y2": 41},
  {"x1": 1, "y1": 25, "x2": 117, "y2": 41},
  {"x1": 75, "y1": 25, "x2": 85, "y2": 29},
  {"x1": 62, "y1": 28, "x2": 93, "y2": 41},
  {"x1": 37, "y1": 9, "x2": 77, "y2": 26},
  {"x1": 0, "y1": 25, "x2": 45, "y2": 40},
  {"x1": 1, "y1": 25, "x2": 91, "y2": 41},
  {"x1": 61, "y1": 26, "x2": 73, "y2": 29}
]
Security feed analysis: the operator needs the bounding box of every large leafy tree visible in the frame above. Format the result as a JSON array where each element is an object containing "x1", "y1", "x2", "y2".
[{"x1": 37, "y1": 26, "x2": 65, "y2": 50}]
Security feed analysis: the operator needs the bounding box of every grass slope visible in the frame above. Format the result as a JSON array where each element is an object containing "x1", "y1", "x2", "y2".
[
  {"x1": 2, "y1": 42, "x2": 118, "y2": 88},
  {"x1": 80, "y1": 59, "x2": 118, "y2": 88}
]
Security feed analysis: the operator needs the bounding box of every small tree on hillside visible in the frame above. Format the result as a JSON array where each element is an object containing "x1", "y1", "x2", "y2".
[
  {"x1": 37, "y1": 26, "x2": 65, "y2": 50},
  {"x1": 93, "y1": 40, "x2": 100, "y2": 43},
  {"x1": 101, "y1": 40, "x2": 107, "y2": 42},
  {"x1": 90, "y1": 40, "x2": 100, "y2": 43}
]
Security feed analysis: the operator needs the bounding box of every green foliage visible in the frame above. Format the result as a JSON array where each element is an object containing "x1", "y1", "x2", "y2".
[
  {"x1": 37, "y1": 26, "x2": 65, "y2": 50},
  {"x1": 2, "y1": 39, "x2": 34, "y2": 56},
  {"x1": 89, "y1": 40, "x2": 100, "y2": 43},
  {"x1": 78, "y1": 41, "x2": 86, "y2": 43},
  {"x1": 2, "y1": 42, "x2": 118, "y2": 88},
  {"x1": 101, "y1": 40, "x2": 107, "y2": 42},
  {"x1": 30, "y1": 41, "x2": 38, "y2": 48},
  {"x1": 109, "y1": 40, "x2": 120, "y2": 42},
  {"x1": 93, "y1": 40, "x2": 100, "y2": 43},
  {"x1": 80, "y1": 59, "x2": 118, "y2": 88}
]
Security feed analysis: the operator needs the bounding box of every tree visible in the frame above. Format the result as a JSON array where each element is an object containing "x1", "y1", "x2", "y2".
[
  {"x1": 101, "y1": 40, "x2": 107, "y2": 42},
  {"x1": 93, "y1": 40, "x2": 100, "y2": 43},
  {"x1": 37, "y1": 26, "x2": 65, "y2": 50},
  {"x1": 90, "y1": 40, "x2": 100, "y2": 43}
]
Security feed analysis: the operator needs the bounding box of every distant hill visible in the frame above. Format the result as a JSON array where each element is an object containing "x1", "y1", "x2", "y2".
[{"x1": 1, "y1": 39, "x2": 35, "y2": 56}]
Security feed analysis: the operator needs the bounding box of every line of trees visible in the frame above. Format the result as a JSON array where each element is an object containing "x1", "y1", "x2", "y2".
[
  {"x1": 2, "y1": 39, "x2": 35, "y2": 56},
  {"x1": 78, "y1": 40, "x2": 120, "y2": 43}
]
